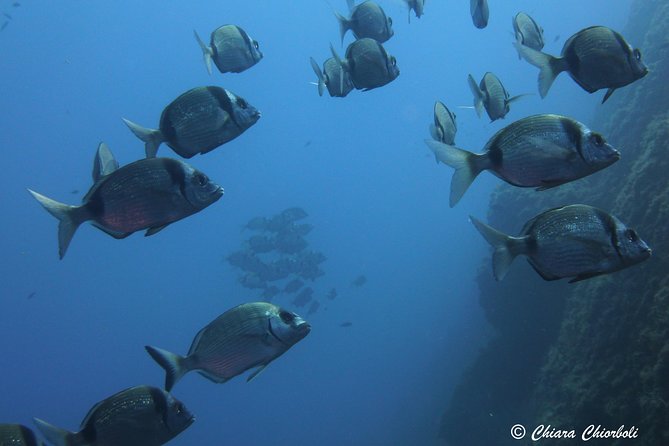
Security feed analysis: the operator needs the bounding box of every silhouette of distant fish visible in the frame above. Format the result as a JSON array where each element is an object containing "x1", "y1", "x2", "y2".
[
  {"x1": 292, "y1": 287, "x2": 314, "y2": 307},
  {"x1": 326, "y1": 287, "x2": 337, "y2": 300},
  {"x1": 351, "y1": 275, "x2": 367, "y2": 287},
  {"x1": 403, "y1": 0, "x2": 424, "y2": 22},
  {"x1": 339, "y1": 321, "x2": 353, "y2": 327},
  {"x1": 307, "y1": 300, "x2": 320, "y2": 315},
  {"x1": 284, "y1": 278, "x2": 305, "y2": 293}
]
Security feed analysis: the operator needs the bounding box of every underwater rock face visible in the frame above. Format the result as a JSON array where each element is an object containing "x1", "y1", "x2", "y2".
[{"x1": 440, "y1": 1, "x2": 669, "y2": 444}]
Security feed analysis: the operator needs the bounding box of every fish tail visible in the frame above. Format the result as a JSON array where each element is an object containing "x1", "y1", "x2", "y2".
[
  {"x1": 424, "y1": 140, "x2": 484, "y2": 207},
  {"x1": 309, "y1": 57, "x2": 325, "y2": 97},
  {"x1": 329, "y1": 43, "x2": 345, "y2": 94},
  {"x1": 28, "y1": 189, "x2": 86, "y2": 259},
  {"x1": 33, "y1": 418, "x2": 81, "y2": 446},
  {"x1": 469, "y1": 216, "x2": 526, "y2": 281},
  {"x1": 193, "y1": 30, "x2": 214, "y2": 75},
  {"x1": 513, "y1": 41, "x2": 564, "y2": 98},
  {"x1": 145, "y1": 345, "x2": 188, "y2": 392},
  {"x1": 467, "y1": 74, "x2": 484, "y2": 118},
  {"x1": 122, "y1": 118, "x2": 164, "y2": 158},
  {"x1": 334, "y1": 11, "x2": 350, "y2": 45}
]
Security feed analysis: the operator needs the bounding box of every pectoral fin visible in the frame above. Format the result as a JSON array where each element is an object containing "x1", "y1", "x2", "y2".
[
  {"x1": 602, "y1": 88, "x2": 616, "y2": 103},
  {"x1": 145, "y1": 225, "x2": 169, "y2": 237},
  {"x1": 246, "y1": 364, "x2": 269, "y2": 382},
  {"x1": 569, "y1": 271, "x2": 605, "y2": 283}
]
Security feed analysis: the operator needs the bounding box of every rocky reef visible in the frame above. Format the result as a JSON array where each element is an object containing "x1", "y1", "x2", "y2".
[{"x1": 440, "y1": 1, "x2": 669, "y2": 444}]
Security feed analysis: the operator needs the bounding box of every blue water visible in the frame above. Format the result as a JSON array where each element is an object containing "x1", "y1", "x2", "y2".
[{"x1": 0, "y1": 1, "x2": 633, "y2": 445}]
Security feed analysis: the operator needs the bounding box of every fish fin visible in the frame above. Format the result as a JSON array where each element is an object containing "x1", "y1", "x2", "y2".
[
  {"x1": 91, "y1": 223, "x2": 131, "y2": 239},
  {"x1": 346, "y1": 0, "x2": 355, "y2": 12},
  {"x1": 309, "y1": 57, "x2": 325, "y2": 97},
  {"x1": 193, "y1": 29, "x2": 214, "y2": 75},
  {"x1": 513, "y1": 41, "x2": 565, "y2": 98},
  {"x1": 429, "y1": 123, "x2": 441, "y2": 143},
  {"x1": 122, "y1": 117, "x2": 164, "y2": 158},
  {"x1": 424, "y1": 140, "x2": 484, "y2": 207},
  {"x1": 534, "y1": 179, "x2": 568, "y2": 191},
  {"x1": 506, "y1": 93, "x2": 532, "y2": 105},
  {"x1": 602, "y1": 88, "x2": 616, "y2": 103},
  {"x1": 527, "y1": 259, "x2": 561, "y2": 281},
  {"x1": 569, "y1": 271, "x2": 605, "y2": 283},
  {"x1": 92, "y1": 142, "x2": 119, "y2": 182},
  {"x1": 145, "y1": 345, "x2": 188, "y2": 392},
  {"x1": 467, "y1": 74, "x2": 484, "y2": 118},
  {"x1": 470, "y1": 215, "x2": 527, "y2": 281},
  {"x1": 246, "y1": 364, "x2": 269, "y2": 382},
  {"x1": 334, "y1": 11, "x2": 350, "y2": 45},
  {"x1": 28, "y1": 189, "x2": 86, "y2": 259},
  {"x1": 33, "y1": 418, "x2": 78, "y2": 446},
  {"x1": 145, "y1": 224, "x2": 169, "y2": 237},
  {"x1": 329, "y1": 43, "x2": 345, "y2": 94}
]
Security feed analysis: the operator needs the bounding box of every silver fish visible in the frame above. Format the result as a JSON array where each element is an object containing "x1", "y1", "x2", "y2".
[
  {"x1": 470, "y1": 0, "x2": 489, "y2": 29},
  {"x1": 512, "y1": 12, "x2": 544, "y2": 55},
  {"x1": 403, "y1": 0, "x2": 424, "y2": 23},
  {"x1": 424, "y1": 114, "x2": 620, "y2": 207},
  {"x1": 330, "y1": 38, "x2": 399, "y2": 91},
  {"x1": 194, "y1": 25, "x2": 262, "y2": 75},
  {"x1": 29, "y1": 143, "x2": 223, "y2": 258},
  {"x1": 335, "y1": 0, "x2": 393, "y2": 44},
  {"x1": 34, "y1": 386, "x2": 194, "y2": 446},
  {"x1": 430, "y1": 101, "x2": 457, "y2": 146},
  {"x1": 468, "y1": 72, "x2": 527, "y2": 121},
  {"x1": 145, "y1": 302, "x2": 310, "y2": 390},
  {"x1": 471, "y1": 205, "x2": 651, "y2": 282},
  {"x1": 514, "y1": 26, "x2": 647, "y2": 102},
  {"x1": 0, "y1": 424, "x2": 43, "y2": 446},
  {"x1": 310, "y1": 56, "x2": 355, "y2": 97},
  {"x1": 123, "y1": 86, "x2": 260, "y2": 158}
]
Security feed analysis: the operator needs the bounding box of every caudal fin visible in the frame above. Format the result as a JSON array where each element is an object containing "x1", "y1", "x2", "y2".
[
  {"x1": 424, "y1": 140, "x2": 485, "y2": 207},
  {"x1": 469, "y1": 215, "x2": 527, "y2": 281},
  {"x1": 28, "y1": 189, "x2": 86, "y2": 259},
  {"x1": 513, "y1": 41, "x2": 565, "y2": 98},
  {"x1": 193, "y1": 30, "x2": 214, "y2": 75},
  {"x1": 467, "y1": 74, "x2": 484, "y2": 118},
  {"x1": 33, "y1": 418, "x2": 78, "y2": 446},
  {"x1": 309, "y1": 57, "x2": 326, "y2": 97},
  {"x1": 145, "y1": 345, "x2": 189, "y2": 392},
  {"x1": 122, "y1": 118, "x2": 164, "y2": 158},
  {"x1": 334, "y1": 11, "x2": 350, "y2": 45}
]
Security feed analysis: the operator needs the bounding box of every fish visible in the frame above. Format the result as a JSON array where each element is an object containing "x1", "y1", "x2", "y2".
[
  {"x1": 339, "y1": 321, "x2": 353, "y2": 327},
  {"x1": 330, "y1": 38, "x2": 399, "y2": 91},
  {"x1": 351, "y1": 275, "x2": 367, "y2": 287},
  {"x1": 281, "y1": 207, "x2": 308, "y2": 221},
  {"x1": 403, "y1": 0, "x2": 424, "y2": 23},
  {"x1": 470, "y1": 205, "x2": 651, "y2": 282},
  {"x1": 243, "y1": 216, "x2": 268, "y2": 231},
  {"x1": 123, "y1": 86, "x2": 260, "y2": 158},
  {"x1": 29, "y1": 143, "x2": 223, "y2": 258},
  {"x1": 261, "y1": 285, "x2": 280, "y2": 301},
  {"x1": 326, "y1": 288, "x2": 338, "y2": 300},
  {"x1": 193, "y1": 25, "x2": 262, "y2": 75},
  {"x1": 424, "y1": 114, "x2": 621, "y2": 207},
  {"x1": 307, "y1": 300, "x2": 320, "y2": 315},
  {"x1": 239, "y1": 272, "x2": 267, "y2": 289},
  {"x1": 145, "y1": 302, "x2": 310, "y2": 390},
  {"x1": 246, "y1": 234, "x2": 275, "y2": 253},
  {"x1": 27, "y1": 291, "x2": 36, "y2": 299},
  {"x1": 310, "y1": 56, "x2": 355, "y2": 98},
  {"x1": 514, "y1": 26, "x2": 647, "y2": 102},
  {"x1": 292, "y1": 287, "x2": 314, "y2": 307},
  {"x1": 284, "y1": 278, "x2": 305, "y2": 293},
  {"x1": 33, "y1": 385, "x2": 194, "y2": 446},
  {"x1": 468, "y1": 72, "x2": 527, "y2": 121},
  {"x1": 470, "y1": 0, "x2": 489, "y2": 29},
  {"x1": 1, "y1": 21, "x2": 8, "y2": 31},
  {"x1": 12, "y1": 2, "x2": 20, "y2": 6},
  {"x1": 335, "y1": 0, "x2": 393, "y2": 44},
  {"x1": 3, "y1": 12, "x2": 12, "y2": 20},
  {"x1": 430, "y1": 101, "x2": 457, "y2": 146},
  {"x1": 512, "y1": 12, "x2": 544, "y2": 57},
  {"x1": 0, "y1": 424, "x2": 43, "y2": 446},
  {"x1": 275, "y1": 232, "x2": 308, "y2": 254}
]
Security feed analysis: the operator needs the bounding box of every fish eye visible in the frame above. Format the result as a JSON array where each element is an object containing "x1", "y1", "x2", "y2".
[
  {"x1": 626, "y1": 229, "x2": 638, "y2": 243},
  {"x1": 279, "y1": 310, "x2": 295, "y2": 324},
  {"x1": 175, "y1": 402, "x2": 183, "y2": 414},
  {"x1": 195, "y1": 173, "x2": 208, "y2": 186},
  {"x1": 388, "y1": 17, "x2": 393, "y2": 26},
  {"x1": 237, "y1": 98, "x2": 247, "y2": 109},
  {"x1": 391, "y1": 56, "x2": 396, "y2": 66},
  {"x1": 591, "y1": 133, "x2": 605, "y2": 147},
  {"x1": 253, "y1": 40, "x2": 259, "y2": 50},
  {"x1": 634, "y1": 48, "x2": 641, "y2": 61}
]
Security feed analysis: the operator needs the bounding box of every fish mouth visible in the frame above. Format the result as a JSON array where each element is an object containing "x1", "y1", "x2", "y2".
[{"x1": 299, "y1": 322, "x2": 312, "y2": 335}]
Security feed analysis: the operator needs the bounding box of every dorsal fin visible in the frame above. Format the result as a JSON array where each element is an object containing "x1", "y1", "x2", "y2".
[{"x1": 92, "y1": 142, "x2": 119, "y2": 182}]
